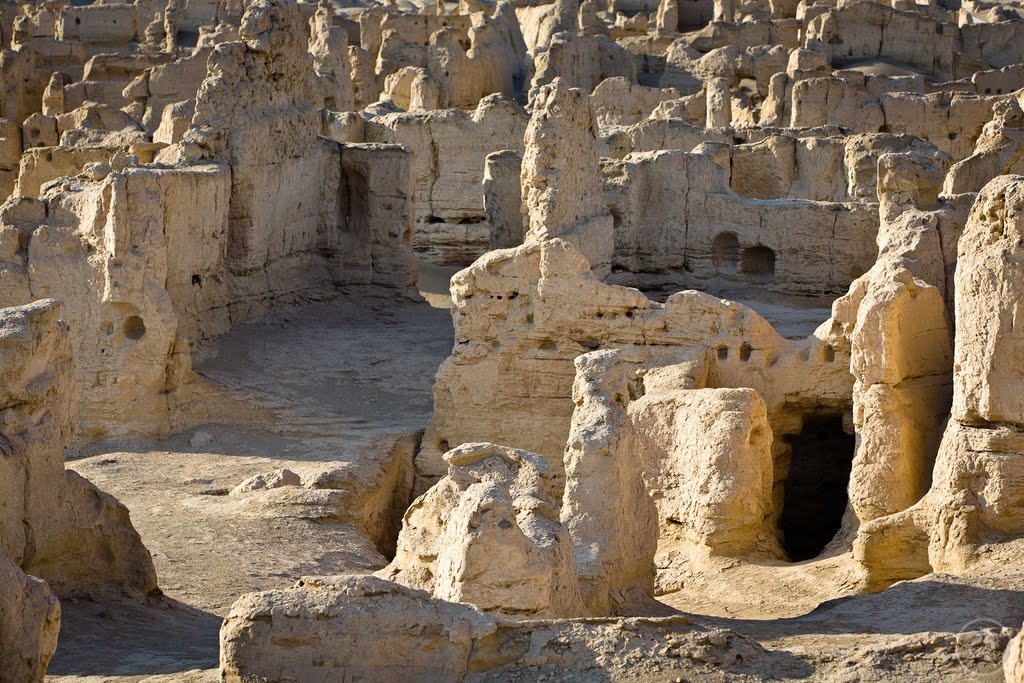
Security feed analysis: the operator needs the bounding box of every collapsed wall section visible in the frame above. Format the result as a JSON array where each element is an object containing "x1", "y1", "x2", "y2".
[
  {"x1": 854, "y1": 174, "x2": 1024, "y2": 590},
  {"x1": 0, "y1": 0, "x2": 418, "y2": 443},
  {"x1": 604, "y1": 148, "x2": 878, "y2": 295},
  {"x1": 418, "y1": 238, "x2": 854, "y2": 490},
  {"x1": 0, "y1": 299, "x2": 156, "y2": 599},
  {"x1": 357, "y1": 95, "x2": 528, "y2": 265}
]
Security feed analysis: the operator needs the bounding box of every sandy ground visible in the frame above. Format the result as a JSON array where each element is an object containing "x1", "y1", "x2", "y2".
[
  {"x1": 43, "y1": 264, "x2": 1024, "y2": 682},
  {"x1": 48, "y1": 284, "x2": 454, "y2": 682}
]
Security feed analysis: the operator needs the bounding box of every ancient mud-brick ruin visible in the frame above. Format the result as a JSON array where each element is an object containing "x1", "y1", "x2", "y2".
[{"x1": 4, "y1": 0, "x2": 1024, "y2": 681}]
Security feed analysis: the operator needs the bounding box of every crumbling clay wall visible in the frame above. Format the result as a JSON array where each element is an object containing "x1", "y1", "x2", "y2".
[{"x1": 0, "y1": 299, "x2": 157, "y2": 596}]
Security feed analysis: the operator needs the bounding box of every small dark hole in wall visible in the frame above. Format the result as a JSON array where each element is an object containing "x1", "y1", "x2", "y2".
[
  {"x1": 711, "y1": 232, "x2": 740, "y2": 273},
  {"x1": 741, "y1": 245, "x2": 776, "y2": 280},
  {"x1": 75, "y1": 17, "x2": 81, "y2": 24},
  {"x1": 192, "y1": 274, "x2": 202, "y2": 286},
  {"x1": 123, "y1": 316, "x2": 146, "y2": 340},
  {"x1": 627, "y1": 376, "x2": 645, "y2": 401}
]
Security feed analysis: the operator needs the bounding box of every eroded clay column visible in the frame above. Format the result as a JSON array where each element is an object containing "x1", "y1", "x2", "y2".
[
  {"x1": 713, "y1": 0, "x2": 735, "y2": 23},
  {"x1": 483, "y1": 150, "x2": 524, "y2": 249},
  {"x1": 520, "y1": 77, "x2": 613, "y2": 278},
  {"x1": 705, "y1": 77, "x2": 732, "y2": 128}
]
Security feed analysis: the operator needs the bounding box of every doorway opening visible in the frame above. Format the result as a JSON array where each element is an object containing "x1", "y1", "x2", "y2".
[{"x1": 778, "y1": 414, "x2": 855, "y2": 562}]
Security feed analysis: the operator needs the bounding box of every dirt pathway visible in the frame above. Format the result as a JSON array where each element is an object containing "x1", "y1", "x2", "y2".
[{"x1": 47, "y1": 289, "x2": 454, "y2": 682}]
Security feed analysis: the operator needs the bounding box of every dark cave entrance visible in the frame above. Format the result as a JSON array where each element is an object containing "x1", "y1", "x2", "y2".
[{"x1": 779, "y1": 414, "x2": 855, "y2": 562}]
